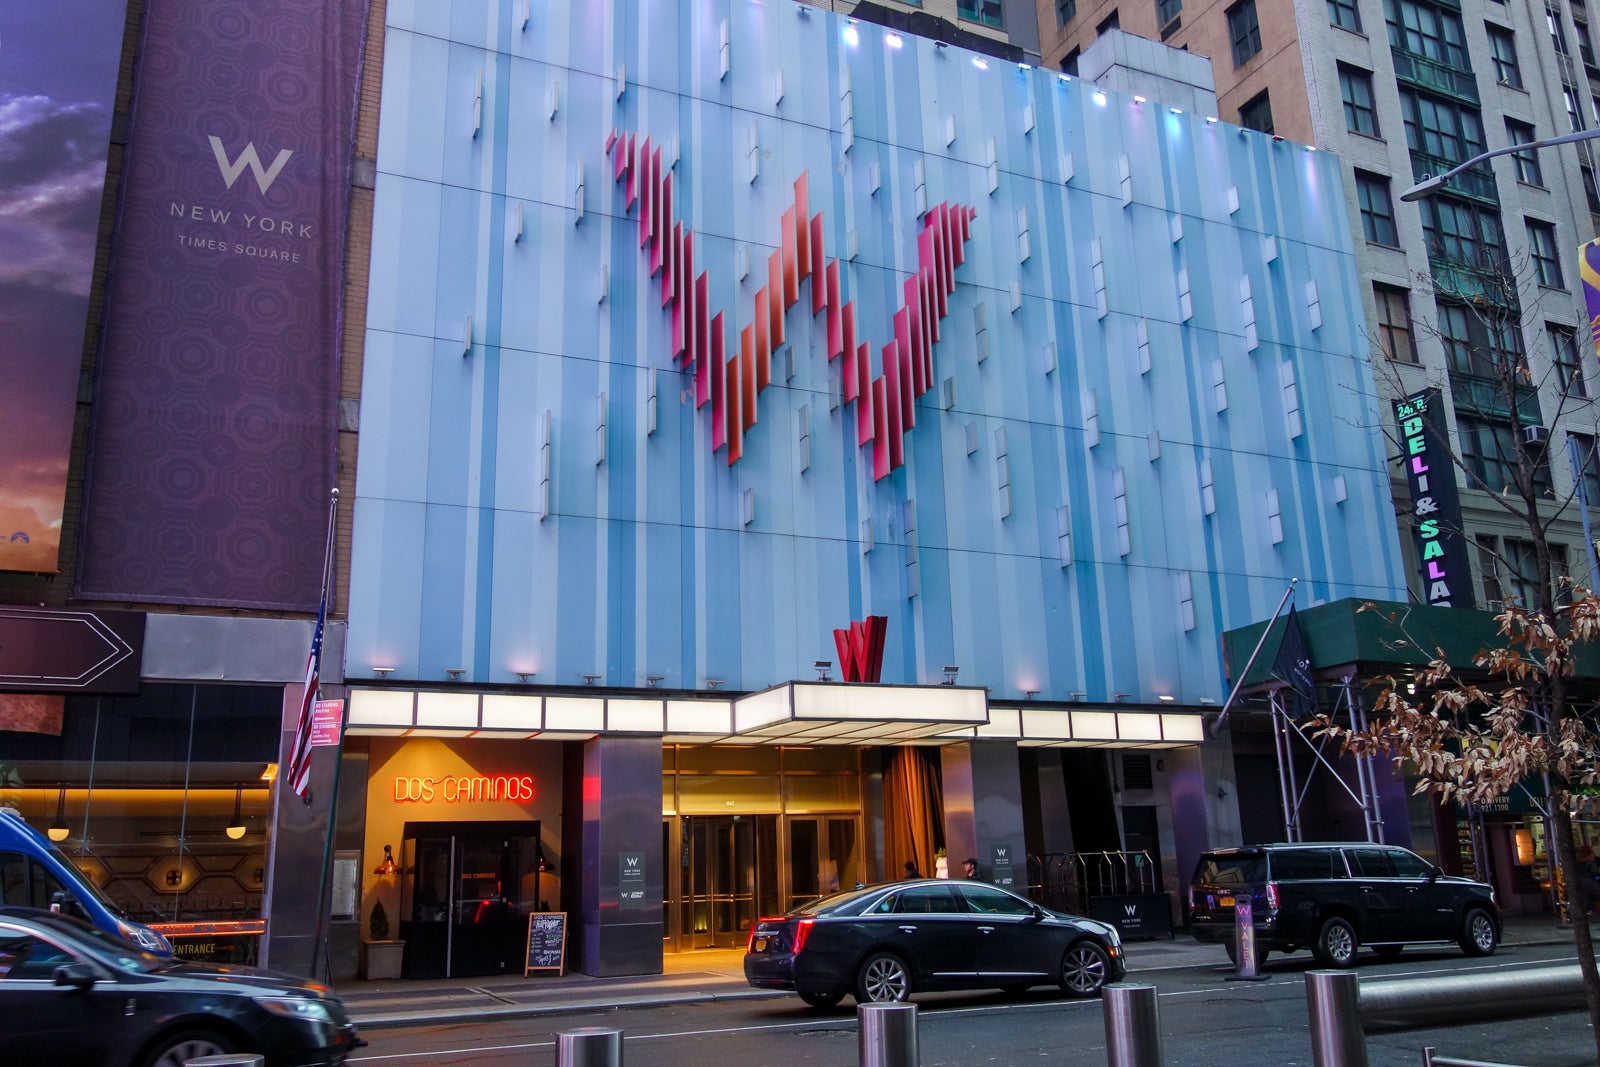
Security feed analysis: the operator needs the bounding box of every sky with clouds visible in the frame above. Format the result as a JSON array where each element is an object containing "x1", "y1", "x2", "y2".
[{"x1": 0, "y1": 5, "x2": 126, "y2": 572}]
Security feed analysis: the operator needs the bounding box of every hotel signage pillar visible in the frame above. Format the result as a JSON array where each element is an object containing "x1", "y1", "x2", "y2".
[{"x1": 1394, "y1": 388, "x2": 1473, "y2": 608}]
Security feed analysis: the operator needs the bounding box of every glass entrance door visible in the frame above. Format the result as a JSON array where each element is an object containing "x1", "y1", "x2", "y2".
[
  {"x1": 679, "y1": 816, "x2": 776, "y2": 949},
  {"x1": 399, "y1": 821, "x2": 541, "y2": 978},
  {"x1": 787, "y1": 816, "x2": 861, "y2": 908}
]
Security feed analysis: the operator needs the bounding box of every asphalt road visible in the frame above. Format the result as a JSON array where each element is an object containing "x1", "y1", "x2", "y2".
[{"x1": 348, "y1": 946, "x2": 1598, "y2": 1066}]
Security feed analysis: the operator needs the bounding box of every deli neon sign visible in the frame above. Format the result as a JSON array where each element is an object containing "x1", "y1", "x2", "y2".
[{"x1": 392, "y1": 775, "x2": 536, "y2": 803}]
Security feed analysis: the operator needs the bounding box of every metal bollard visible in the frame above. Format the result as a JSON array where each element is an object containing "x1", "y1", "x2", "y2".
[
  {"x1": 1102, "y1": 984, "x2": 1163, "y2": 1067},
  {"x1": 184, "y1": 1056, "x2": 264, "y2": 1067},
  {"x1": 557, "y1": 1026, "x2": 623, "y2": 1067},
  {"x1": 1306, "y1": 970, "x2": 1368, "y2": 1067},
  {"x1": 859, "y1": 1001, "x2": 918, "y2": 1067}
]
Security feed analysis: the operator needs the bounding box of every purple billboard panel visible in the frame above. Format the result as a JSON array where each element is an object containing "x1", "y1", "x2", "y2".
[
  {"x1": 77, "y1": 0, "x2": 368, "y2": 609},
  {"x1": 0, "y1": 4, "x2": 126, "y2": 573}
]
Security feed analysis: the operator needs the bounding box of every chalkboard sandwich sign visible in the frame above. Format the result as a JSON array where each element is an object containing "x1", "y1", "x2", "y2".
[{"x1": 525, "y1": 911, "x2": 567, "y2": 976}]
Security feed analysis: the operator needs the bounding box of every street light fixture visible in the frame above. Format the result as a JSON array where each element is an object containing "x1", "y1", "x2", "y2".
[{"x1": 1400, "y1": 126, "x2": 1600, "y2": 201}]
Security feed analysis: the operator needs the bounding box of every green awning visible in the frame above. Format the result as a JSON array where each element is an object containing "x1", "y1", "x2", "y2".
[{"x1": 1221, "y1": 597, "x2": 1600, "y2": 689}]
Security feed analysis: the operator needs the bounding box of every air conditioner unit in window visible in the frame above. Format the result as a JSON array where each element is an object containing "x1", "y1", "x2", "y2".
[{"x1": 1524, "y1": 425, "x2": 1550, "y2": 450}]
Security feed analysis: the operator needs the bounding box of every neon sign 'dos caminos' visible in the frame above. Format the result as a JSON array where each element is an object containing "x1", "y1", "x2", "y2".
[{"x1": 392, "y1": 775, "x2": 536, "y2": 803}]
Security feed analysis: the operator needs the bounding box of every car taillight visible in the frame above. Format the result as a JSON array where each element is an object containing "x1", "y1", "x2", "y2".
[
  {"x1": 792, "y1": 917, "x2": 815, "y2": 955},
  {"x1": 1265, "y1": 882, "x2": 1279, "y2": 910},
  {"x1": 1187, "y1": 887, "x2": 1194, "y2": 911}
]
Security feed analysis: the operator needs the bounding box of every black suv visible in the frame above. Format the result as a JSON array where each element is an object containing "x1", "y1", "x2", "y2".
[{"x1": 1187, "y1": 843, "x2": 1499, "y2": 968}]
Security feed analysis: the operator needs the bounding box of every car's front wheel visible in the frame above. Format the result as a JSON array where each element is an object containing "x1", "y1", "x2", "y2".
[
  {"x1": 855, "y1": 951, "x2": 911, "y2": 1003},
  {"x1": 798, "y1": 990, "x2": 845, "y2": 1008},
  {"x1": 140, "y1": 1029, "x2": 236, "y2": 1067},
  {"x1": 1312, "y1": 916, "x2": 1359, "y2": 968},
  {"x1": 1460, "y1": 908, "x2": 1498, "y2": 957},
  {"x1": 1060, "y1": 940, "x2": 1111, "y2": 997}
]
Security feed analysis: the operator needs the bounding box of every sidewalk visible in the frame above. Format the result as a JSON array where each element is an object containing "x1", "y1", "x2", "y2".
[{"x1": 337, "y1": 913, "x2": 1583, "y2": 1031}]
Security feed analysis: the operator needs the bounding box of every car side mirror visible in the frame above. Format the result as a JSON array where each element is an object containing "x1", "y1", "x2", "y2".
[
  {"x1": 53, "y1": 962, "x2": 97, "y2": 990},
  {"x1": 1428, "y1": 866, "x2": 1442, "y2": 882},
  {"x1": 1027, "y1": 905, "x2": 1045, "y2": 923}
]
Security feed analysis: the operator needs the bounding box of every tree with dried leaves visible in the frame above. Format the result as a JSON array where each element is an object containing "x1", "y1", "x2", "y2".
[
  {"x1": 1328, "y1": 230, "x2": 1600, "y2": 1057},
  {"x1": 1321, "y1": 599, "x2": 1600, "y2": 1058}
]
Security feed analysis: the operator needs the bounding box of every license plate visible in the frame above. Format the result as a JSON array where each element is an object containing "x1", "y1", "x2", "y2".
[
  {"x1": 754, "y1": 937, "x2": 768, "y2": 952},
  {"x1": 1219, "y1": 895, "x2": 1235, "y2": 908}
]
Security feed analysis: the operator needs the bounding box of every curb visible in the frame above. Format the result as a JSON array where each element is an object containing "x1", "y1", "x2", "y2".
[
  {"x1": 352, "y1": 988, "x2": 789, "y2": 1030},
  {"x1": 346, "y1": 933, "x2": 1581, "y2": 1031}
]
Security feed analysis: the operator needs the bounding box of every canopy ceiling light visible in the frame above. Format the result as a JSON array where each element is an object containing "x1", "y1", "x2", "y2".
[
  {"x1": 225, "y1": 785, "x2": 246, "y2": 840},
  {"x1": 47, "y1": 788, "x2": 69, "y2": 842}
]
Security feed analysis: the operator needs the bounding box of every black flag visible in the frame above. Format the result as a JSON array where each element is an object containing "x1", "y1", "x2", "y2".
[{"x1": 1271, "y1": 606, "x2": 1316, "y2": 718}]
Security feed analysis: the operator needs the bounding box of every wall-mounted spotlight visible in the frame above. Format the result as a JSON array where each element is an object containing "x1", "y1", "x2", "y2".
[
  {"x1": 1023, "y1": 689, "x2": 1039, "y2": 699},
  {"x1": 1114, "y1": 693, "x2": 1132, "y2": 702},
  {"x1": 814, "y1": 660, "x2": 833, "y2": 681},
  {"x1": 1069, "y1": 692, "x2": 1086, "y2": 702},
  {"x1": 1133, "y1": 95, "x2": 1147, "y2": 104},
  {"x1": 707, "y1": 678, "x2": 725, "y2": 689},
  {"x1": 583, "y1": 674, "x2": 602, "y2": 686},
  {"x1": 646, "y1": 675, "x2": 664, "y2": 687},
  {"x1": 1198, "y1": 697, "x2": 1218, "y2": 705},
  {"x1": 972, "y1": 56, "x2": 988, "y2": 70},
  {"x1": 885, "y1": 32, "x2": 903, "y2": 48},
  {"x1": 446, "y1": 668, "x2": 466, "y2": 680},
  {"x1": 941, "y1": 666, "x2": 960, "y2": 686},
  {"x1": 374, "y1": 843, "x2": 397, "y2": 877},
  {"x1": 371, "y1": 666, "x2": 395, "y2": 677},
  {"x1": 1158, "y1": 694, "x2": 1177, "y2": 702},
  {"x1": 515, "y1": 671, "x2": 536, "y2": 684}
]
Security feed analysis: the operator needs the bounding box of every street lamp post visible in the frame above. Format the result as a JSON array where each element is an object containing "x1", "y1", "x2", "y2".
[{"x1": 1399, "y1": 126, "x2": 1600, "y2": 201}]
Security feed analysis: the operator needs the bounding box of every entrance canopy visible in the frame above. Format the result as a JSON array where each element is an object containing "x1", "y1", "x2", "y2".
[{"x1": 345, "y1": 682, "x2": 1204, "y2": 749}]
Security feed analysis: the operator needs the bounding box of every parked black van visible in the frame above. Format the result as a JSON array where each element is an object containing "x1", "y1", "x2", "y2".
[{"x1": 1187, "y1": 843, "x2": 1499, "y2": 968}]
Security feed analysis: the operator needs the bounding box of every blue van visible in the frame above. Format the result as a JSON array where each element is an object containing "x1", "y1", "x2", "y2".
[{"x1": 0, "y1": 806, "x2": 172, "y2": 956}]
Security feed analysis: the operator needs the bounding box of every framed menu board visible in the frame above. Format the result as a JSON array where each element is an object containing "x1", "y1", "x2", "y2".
[{"x1": 525, "y1": 912, "x2": 567, "y2": 976}]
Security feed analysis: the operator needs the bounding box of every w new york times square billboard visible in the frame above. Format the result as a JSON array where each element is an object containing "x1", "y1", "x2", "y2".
[
  {"x1": 74, "y1": 0, "x2": 367, "y2": 609},
  {"x1": 0, "y1": 4, "x2": 125, "y2": 572}
]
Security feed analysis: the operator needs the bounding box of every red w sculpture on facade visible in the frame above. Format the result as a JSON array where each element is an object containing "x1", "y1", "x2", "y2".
[
  {"x1": 834, "y1": 616, "x2": 888, "y2": 683},
  {"x1": 606, "y1": 129, "x2": 976, "y2": 480}
]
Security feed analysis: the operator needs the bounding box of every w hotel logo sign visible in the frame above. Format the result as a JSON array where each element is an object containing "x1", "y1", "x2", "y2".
[
  {"x1": 833, "y1": 616, "x2": 888, "y2": 683},
  {"x1": 208, "y1": 136, "x2": 294, "y2": 195},
  {"x1": 606, "y1": 129, "x2": 976, "y2": 480}
]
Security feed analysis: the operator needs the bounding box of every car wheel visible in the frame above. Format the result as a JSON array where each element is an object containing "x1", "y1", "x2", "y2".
[
  {"x1": 855, "y1": 951, "x2": 911, "y2": 1003},
  {"x1": 798, "y1": 991, "x2": 845, "y2": 1008},
  {"x1": 1224, "y1": 938, "x2": 1269, "y2": 969},
  {"x1": 1460, "y1": 908, "x2": 1498, "y2": 957},
  {"x1": 139, "y1": 1030, "x2": 236, "y2": 1067},
  {"x1": 1060, "y1": 940, "x2": 1111, "y2": 997},
  {"x1": 1312, "y1": 916, "x2": 1359, "y2": 968},
  {"x1": 1372, "y1": 944, "x2": 1403, "y2": 960}
]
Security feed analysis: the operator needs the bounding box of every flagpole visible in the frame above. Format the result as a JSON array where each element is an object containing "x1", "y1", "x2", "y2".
[
  {"x1": 307, "y1": 487, "x2": 340, "y2": 982},
  {"x1": 1208, "y1": 578, "x2": 1297, "y2": 737}
]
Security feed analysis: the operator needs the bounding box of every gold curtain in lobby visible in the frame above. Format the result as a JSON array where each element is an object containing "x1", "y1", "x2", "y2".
[{"x1": 883, "y1": 748, "x2": 943, "y2": 879}]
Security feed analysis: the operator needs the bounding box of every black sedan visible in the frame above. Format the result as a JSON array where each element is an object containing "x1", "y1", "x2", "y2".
[
  {"x1": 0, "y1": 908, "x2": 363, "y2": 1067},
  {"x1": 744, "y1": 878, "x2": 1125, "y2": 1007}
]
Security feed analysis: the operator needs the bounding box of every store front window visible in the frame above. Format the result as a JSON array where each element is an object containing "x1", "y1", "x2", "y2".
[{"x1": 0, "y1": 684, "x2": 280, "y2": 962}]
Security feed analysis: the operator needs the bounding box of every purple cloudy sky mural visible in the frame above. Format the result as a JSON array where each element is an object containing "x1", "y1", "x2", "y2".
[{"x1": 0, "y1": 5, "x2": 125, "y2": 572}]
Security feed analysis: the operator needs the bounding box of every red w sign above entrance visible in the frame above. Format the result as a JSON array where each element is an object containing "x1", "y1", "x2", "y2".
[
  {"x1": 834, "y1": 616, "x2": 888, "y2": 683},
  {"x1": 606, "y1": 129, "x2": 976, "y2": 479}
]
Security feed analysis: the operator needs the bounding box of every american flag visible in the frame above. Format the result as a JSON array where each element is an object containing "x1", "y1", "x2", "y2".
[{"x1": 288, "y1": 595, "x2": 327, "y2": 801}]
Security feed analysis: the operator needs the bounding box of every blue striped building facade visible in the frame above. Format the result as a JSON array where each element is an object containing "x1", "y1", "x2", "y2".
[{"x1": 347, "y1": 0, "x2": 1408, "y2": 708}]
